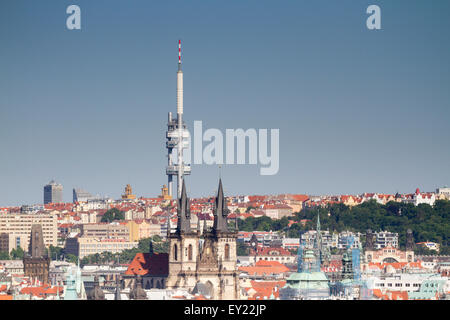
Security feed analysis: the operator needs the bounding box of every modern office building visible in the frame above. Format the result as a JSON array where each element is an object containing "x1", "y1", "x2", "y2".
[
  {"x1": 44, "y1": 180, "x2": 63, "y2": 204},
  {"x1": 73, "y1": 188, "x2": 94, "y2": 203},
  {"x1": 65, "y1": 236, "x2": 138, "y2": 259},
  {"x1": 374, "y1": 231, "x2": 399, "y2": 249},
  {"x1": 81, "y1": 222, "x2": 130, "y2": 241},
  {"x1": 0, "y1": 233, "x2": 9, "y2": 253}
]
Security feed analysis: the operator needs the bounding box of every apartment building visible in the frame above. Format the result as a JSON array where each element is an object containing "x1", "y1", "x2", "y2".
[
  {"x1": 0, "y1": 212, "x2": 57, "y2": 251},
  {"x1": 65, "y1": 236, "x2": 138, "y2": 258},
  {"x1": 81, "y1": 222, "x2": 130, "y2": 241}
]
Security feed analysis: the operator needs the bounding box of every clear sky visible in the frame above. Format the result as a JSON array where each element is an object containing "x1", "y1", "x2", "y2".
[{"x1": 1, "y1": 0, "x2": 449, "y2": 206}]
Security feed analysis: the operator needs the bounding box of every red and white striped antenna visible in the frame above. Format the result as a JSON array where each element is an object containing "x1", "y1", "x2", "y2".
[{"x1": 178, "y1": 40, "x2": 181, "y2": 64}]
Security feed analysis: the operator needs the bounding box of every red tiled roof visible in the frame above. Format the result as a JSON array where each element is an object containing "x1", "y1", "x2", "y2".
[
  {"x1": 247, "y1": 281, "x2": 285, "y2": 300},
  {"x1": 20, "y1": 285, "x2": 63, "y2": 297},
  {"x1": 250, "y1": 280, "x2": 286, "y2": 289},
  {"x1": 125, "y1": 252, "x2": 169, "y2": 276},
  {"x1": 290, "y1": 195, "x2": 309, "y2": 202},
  {"x1": 373, "y1": 289, "x2": 409, "y2": 300},
  {"x1": 250, "y1": 247, "x2": 293, "y2": 257},
  {"x1": 239, "y1": 260, "x2": 290, "y2": 276},
  {"x1": 368, "y1": 261, "x2": 423, "y2": 270}
]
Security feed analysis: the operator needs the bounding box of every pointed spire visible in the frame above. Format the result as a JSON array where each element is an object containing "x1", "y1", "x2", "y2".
[
  {"x1": 176, "y1": 179, "x2": 192, "y2": 233},
  {"x1": 213, "y1": 179, "x2": 230, "y2": 233},
  {"x1": 218, "y1": 178, "x2": 224, "y2": 200},
  {"x1": 181, "y1": 178, "x2": 187, "y2": 201}
]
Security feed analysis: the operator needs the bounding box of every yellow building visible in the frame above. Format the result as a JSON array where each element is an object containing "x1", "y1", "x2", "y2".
[
  {"x1": 126, "y1": 220, "x2": 161, "y2": 242},
  {"x1": 122, "y1": 184, "x2": 136, "y2": 200}
]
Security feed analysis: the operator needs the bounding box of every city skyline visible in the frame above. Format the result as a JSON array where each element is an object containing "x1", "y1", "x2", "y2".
[{"x1": 1, "y1": 0, "x2": 450, "y2": 206}]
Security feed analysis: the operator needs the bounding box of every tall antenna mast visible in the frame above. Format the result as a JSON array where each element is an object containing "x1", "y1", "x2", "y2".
[
  {"x1": 166, "y1": 40, "x2": 190, "y2": 198},
  {"x1": 177, "y1": 39, "x2": 184, "y2": 198}
]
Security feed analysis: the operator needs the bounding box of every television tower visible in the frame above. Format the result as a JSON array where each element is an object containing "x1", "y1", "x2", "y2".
[{"x1": 166, "y1": 40, "x2": 191, "y2": 198}]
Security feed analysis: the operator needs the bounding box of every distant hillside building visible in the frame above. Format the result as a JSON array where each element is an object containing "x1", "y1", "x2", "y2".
[
  {"x1": 44, "y1": 180, "x2": 63, "y2": 204},
  {"x1": 403, "y1": 188, "x2": 436, "y2": 206},
  {"x1": 374, "y1": 231, "x2": 399, "y2": 249},
  {"x1": 364, "y1": 230, "x2": 414, "y2": 265},
  {"x1": 436, "y1": 186, "x2": 450, "y2": 199}
]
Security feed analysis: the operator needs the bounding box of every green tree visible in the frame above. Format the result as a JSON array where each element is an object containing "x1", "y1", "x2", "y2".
[
  {"x1": 10, "y1": 246, "x2": 24, "y2": 260},
  {"x1": 49, "y1": 245, "x2": 64, "y2": 260},
  {"x1": 101, "y1": 208, "x2": 125, "y2": 223},
  {"x1": 152, "y1": 235, "x2": 162, "y2": 243},
  {"x1": 65, "y1": 253, "x2": 78, "y2": 264},
  {"x1": 237, "y1": 242, "x2": 249, "y2": 256},
  {"x1": 0, "y1": 251, "x2": 10, "y2": 260},
  {"x1": 246, "y1": 206, "x2": 257, "y2": 213}
]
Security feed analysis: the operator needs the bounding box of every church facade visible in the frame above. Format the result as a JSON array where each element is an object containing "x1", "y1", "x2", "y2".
[{"x1": 165, "y1": 179, "x2": 240, "y2": 300}]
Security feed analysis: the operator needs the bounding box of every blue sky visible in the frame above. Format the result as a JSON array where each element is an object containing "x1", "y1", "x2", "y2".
[{"x1": 1, "y1": 0, "x2": 449, "y2": 206}]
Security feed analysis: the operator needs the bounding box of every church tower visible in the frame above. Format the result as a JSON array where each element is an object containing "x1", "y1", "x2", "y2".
[
  {"x1": 166, "y1": 180, "x2": 200, "y2": 289},
  {"x1": 166, "y1": 179, "x2": 240, "y2": 299},
  {"x1": 199, "y1": 178, "x2": 239, "y2": 300},
  {"x1": 23, "y1": 224, "x2": 50, "y2": 284}
]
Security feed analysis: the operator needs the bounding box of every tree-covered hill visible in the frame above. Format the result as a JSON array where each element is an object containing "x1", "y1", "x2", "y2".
[{"x1": 238, "y1": 200, "x2": 450, "y2": 254}]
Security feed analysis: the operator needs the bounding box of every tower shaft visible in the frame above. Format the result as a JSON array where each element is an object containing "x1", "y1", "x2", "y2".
[{"x1": 177, "y1": 40, "x2": 184, "y2": 198}]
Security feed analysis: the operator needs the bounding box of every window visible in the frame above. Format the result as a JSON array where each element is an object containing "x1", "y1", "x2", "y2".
[
  {"x1": 225, "y1": 244, "x2": 230, "y2": 260},
  {"x1": 173, "y1": 244, "x2": 178, "y2": 261},
  {"x1": 188, "y1": 244, "x2": 193, "y2": 261}
]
